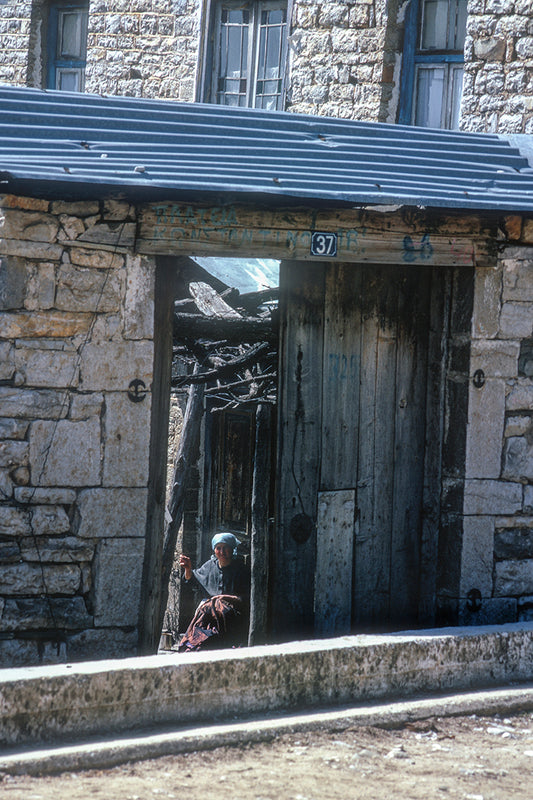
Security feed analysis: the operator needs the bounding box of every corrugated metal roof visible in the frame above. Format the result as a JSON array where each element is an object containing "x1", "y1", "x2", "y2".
[{"x1": 1, "y1": 85, "x2": 533, "y2": 211}]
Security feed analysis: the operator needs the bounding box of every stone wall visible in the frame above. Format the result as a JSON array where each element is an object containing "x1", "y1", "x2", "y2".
[
  {"x1": 285, "y1": 0, "x2": 399, "y2": 121},
  {"x1": 462, "y1": 0, "x2": 533, "y2": 134},
  {"x1": 0, "y1": 194, "x2": 156, "y2": 666},
  {"x1": 85, "y1": 0, "x2": 201, "y2": 100},
  {"x1": 450, "y1": 218, "x2": 533, "y2": 625},
  {"x1": 1, "y1": 0, "x2": 532, "y2": 132},
  {"x1": 1, "y1": 188, "x2": 533, "y2": 662},
  {"x1": 0, "y1": 0, "x2": 32, "y2": 87}
]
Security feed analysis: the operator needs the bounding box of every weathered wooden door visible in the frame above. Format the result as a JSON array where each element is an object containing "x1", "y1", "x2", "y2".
[{"x1": 274, "y1": 261, "x2": 447, "y2": 637}]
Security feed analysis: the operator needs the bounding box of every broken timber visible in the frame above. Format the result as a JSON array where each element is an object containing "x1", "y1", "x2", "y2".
[
  {"x1": 189, "y1": 281, "x2": 242, "y2": 318},
  {"x1": 171, "y1": 276, "x2": 278, "y2": 407},
  {"x1": 173, "y1": 312, "x2": 277, "y2": 343}
]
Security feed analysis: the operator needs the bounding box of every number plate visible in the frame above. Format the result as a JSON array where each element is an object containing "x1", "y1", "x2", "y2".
[{"x1": 310, "y1": 231, "x2": 338, "y2": 257}]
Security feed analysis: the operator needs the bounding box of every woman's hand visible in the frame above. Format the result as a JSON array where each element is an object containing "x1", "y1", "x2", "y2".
[{"x1": 179, "y1": 554, "x2": 192, "y2": 580}]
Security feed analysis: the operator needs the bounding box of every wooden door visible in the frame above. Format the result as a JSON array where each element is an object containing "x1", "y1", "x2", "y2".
[{"x1": 274, "y1": 261, "x2": 447, "y2": 637}]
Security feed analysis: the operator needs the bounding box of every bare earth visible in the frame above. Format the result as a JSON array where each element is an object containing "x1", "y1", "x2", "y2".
[{"x1": 2, "y1": 712, "x2": 532, "y2": 800}]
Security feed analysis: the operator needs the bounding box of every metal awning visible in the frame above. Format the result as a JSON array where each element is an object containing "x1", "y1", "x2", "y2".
[{"x1": 1, "y1": 85, "x2": 533, "y2": 211}]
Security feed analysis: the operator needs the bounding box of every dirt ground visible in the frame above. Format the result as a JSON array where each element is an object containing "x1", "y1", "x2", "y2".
[{"x1": 2, "y1": 711, "x2": 532, "y2": 800}]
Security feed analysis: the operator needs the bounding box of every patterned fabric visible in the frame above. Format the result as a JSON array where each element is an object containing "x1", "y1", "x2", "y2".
[{"x1": 178, "y1": 595, "x2": 244, "y2": 652}]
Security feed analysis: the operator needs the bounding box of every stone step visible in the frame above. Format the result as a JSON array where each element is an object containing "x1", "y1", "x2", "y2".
[{"x1": 1, "y1": 622, "x2": 532, "y2": 751}]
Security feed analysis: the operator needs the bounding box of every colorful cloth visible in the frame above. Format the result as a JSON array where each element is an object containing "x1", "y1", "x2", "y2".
[{"x1": 178, "y1": 594, "x2": 244, "y2": 652}]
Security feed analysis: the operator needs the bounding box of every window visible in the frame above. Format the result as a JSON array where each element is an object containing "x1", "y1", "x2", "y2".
[
  {"x1": 399, "y1": 0, "x2": 467, "y2": 129},
  {"x1": 204, "y1": 1, "x2": 288, "y2": 110},
  {"x1": 47, "y1": 0, "x2": 88, "y2": 91}
]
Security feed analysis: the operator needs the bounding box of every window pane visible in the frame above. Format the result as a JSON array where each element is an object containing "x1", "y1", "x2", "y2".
[
  {"x1": 227, "y1": 25, "x2": 248, "y2": 76},
  {"x1": 58, "y1": 10, "x2": 86, "y2": 59},
  {"x1": 222, "y1": 8, "x2": 249, "y2": 24},
  {"x1": 56, "y1": 68, "x2": 82, "y2": 92},
  {"x1": 258, "y1": 24, "x2": 281, "y2": 78},
  {"x1": 453, "y1": 0, "x2": 467, "y2": 50},
  {"x1": 449, "y1": 65, "x2": 464, "y2": 129},
  {"x1": 414, "y1": 66, "x2": 445, "y2": 127},
  {"x1": 420, "y1": 0, "x2": 467, "y2": 51},
  {"x1": 262, "y1": 8, "x2": 285, "y2": 25},
  {"x1": 255, "y1": 94, "x2": 279, "y2": 111},
  {"x1": 420, "y1": 0, "x2": 449, "y2": 50},
  {"x1": 255, "y1": 3, "x2": 287, "y2": 110},
  {"x1": 217, "y1": 8, "x2": 249, "y2": 104}
]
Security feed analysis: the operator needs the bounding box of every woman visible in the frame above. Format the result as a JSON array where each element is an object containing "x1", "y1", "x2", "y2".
[{"x1": 178, "y1": 532, "x2": 250, "y2": 651}]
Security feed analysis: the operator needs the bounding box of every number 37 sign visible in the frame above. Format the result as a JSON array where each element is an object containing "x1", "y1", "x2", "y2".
[{"x1": 310, "y1": 231, "x2": 338, "y2": 257}]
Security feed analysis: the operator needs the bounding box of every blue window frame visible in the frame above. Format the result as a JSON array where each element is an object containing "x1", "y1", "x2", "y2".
[
  {"x1": 47, "y1": 0, "x2": 88, "y2": 91},
  {"x1": 399, "y1": 0, "x2": 467, "y2": 129}
]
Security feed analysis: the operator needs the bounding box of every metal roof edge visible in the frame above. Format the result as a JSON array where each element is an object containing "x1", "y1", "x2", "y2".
[{"x1": 498, "y1": 134, "x2": 533, "y2": 170}]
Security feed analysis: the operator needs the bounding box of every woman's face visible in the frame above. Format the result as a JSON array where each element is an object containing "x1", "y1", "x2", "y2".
[{"x1": 214, "y1": 543, "x2": 233, "y2": 567}]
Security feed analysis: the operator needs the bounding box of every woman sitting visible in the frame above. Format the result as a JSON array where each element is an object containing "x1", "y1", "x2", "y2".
[{"x1": 178, "y1": 532, "x2": 250, "y2": 651}]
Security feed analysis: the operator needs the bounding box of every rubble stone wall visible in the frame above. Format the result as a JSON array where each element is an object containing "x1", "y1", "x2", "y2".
[
  {"x1": 85, "y1": 0, "x2": 201, "y2": 100},
  {"x1": 0, "y1": 194, "x2": 156, "y2": 666},
  {"x1": 285, "y1": 0, "x2": 399, "y2": 121},
  {"x1": 462, "y1": 0, "x2": 533, "y2": 134},
  {"x1": 0, "y1": 0, "x2": 398, "y2": 120},
  {"x1": 456, "y1": 217, "x2": 533, "y2": 625},
  {"x1": 0, "y1": 0, "x2": 32, "y2": 87}
]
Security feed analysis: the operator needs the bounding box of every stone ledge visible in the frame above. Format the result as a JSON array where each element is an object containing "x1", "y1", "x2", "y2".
[
  {"x1": 0, "y1": 622, "x2": 532, "y2": 748},
  {"x1": 2, "y1": 684, "x2": 533, "y2": 777}
]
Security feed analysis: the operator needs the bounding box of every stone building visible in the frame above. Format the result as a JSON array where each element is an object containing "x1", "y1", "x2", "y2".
[
  {"x1": 0, "y1": 1, "x2": 533, "y2": 665},
  {"x1": 1, "y1": 86, "x2": 533, "y2": 665},
  {"x1": 0, "y1": 1, "x2": 532, "y2": 134}
]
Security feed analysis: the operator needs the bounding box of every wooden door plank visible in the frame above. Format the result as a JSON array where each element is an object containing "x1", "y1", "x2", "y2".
[
  {"x1": 419, "y1": 268, "x2": 449, "y2": 624},
  {"x1": 320, "y1": 263, "x2": 361, "y2": 491},
  {"x1": 273, "y1": 260, "x2": 325, "y2": 638},
  {"x1": 352, "y1": 269, "x2": 378, "y2": 627},
  {"x1": 389, "y1": 268, "x2": 430, "y2": 624},
  {"x1": 315, "y1": 489, "x2": 356, "y2": 635},
  {"x1": 353, "y1": 268, "x2": 399, "y2": 626}
]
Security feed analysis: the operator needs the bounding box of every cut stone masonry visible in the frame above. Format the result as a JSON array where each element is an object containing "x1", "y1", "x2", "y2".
[{"x1": 0, "y1": 194, "x2": 155, "y2": 665}]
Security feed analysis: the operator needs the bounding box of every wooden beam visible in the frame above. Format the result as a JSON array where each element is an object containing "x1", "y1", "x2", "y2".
[
  {"x1": 158, "y1": 372, "x2": 205, "y2": 636},
  {"x1": 137, "y1": 202, "x2": 496, "y2": 267},
  {"x1": 173, "y1": 312, "x2": 277, "y2": 342},
  {"x1": 189, "y1": 281, "x2": 242, "y2": 318},
  {"x1": 138, "y1": 256, "x2": 176, "y2": 655},
  {"x1": 272, "y1": 260, "x2": 325, "y2": 638},
  {"x1": 248, "y1": 403, "x2": 272, "y2": 646},
  {"x1": 171, "y1": 341, "x2": 271, "y2": 386}
]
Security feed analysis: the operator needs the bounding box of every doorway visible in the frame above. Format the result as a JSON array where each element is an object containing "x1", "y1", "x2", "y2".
[{"x1": 160, "y1": 255, "x2": 279, "y2": 645}]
